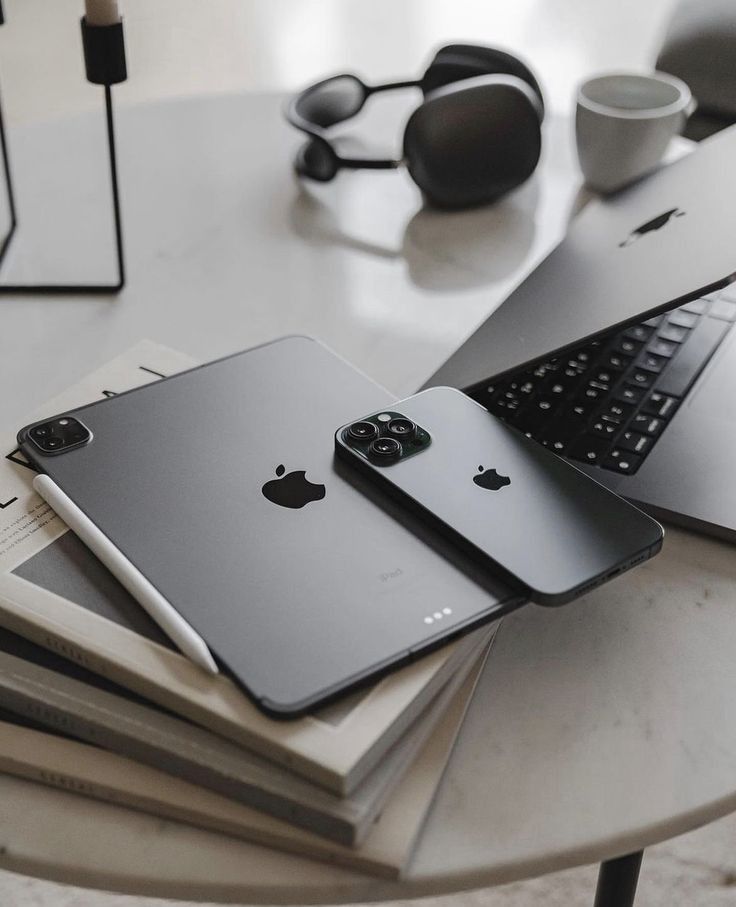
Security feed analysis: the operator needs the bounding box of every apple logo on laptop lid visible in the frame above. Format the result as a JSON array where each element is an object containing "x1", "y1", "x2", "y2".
[{"x1": 619, "y1": 207, "x2": 686, "y2": 248}]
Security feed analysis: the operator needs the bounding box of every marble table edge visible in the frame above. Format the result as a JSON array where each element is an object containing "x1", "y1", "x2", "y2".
[{"x1": 2, "y1": 785, "x2": 736, "y2": 904}]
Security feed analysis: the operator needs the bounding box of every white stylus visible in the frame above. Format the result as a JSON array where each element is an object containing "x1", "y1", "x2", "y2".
[{"x1": 33, "y1": 474, "x2": 219, "y2": 676}]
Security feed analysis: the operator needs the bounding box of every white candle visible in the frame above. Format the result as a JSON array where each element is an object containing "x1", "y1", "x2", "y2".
[{"x1": 85, "y1": 0, "x2": 121, "y2": 26}]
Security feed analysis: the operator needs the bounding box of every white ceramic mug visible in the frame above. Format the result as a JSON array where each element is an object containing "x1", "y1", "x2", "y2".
[{"x1": 575, "y1": 71, "x2": 695, "y2": 193}]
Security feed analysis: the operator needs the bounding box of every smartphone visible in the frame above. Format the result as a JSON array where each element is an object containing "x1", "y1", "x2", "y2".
[{"x1": 335, "y1": 387, "x2": 663, "y2": 605}]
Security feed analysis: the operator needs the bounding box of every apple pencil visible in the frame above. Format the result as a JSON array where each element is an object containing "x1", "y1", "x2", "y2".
[{"x1": 33, "y1": 474, "x2": 219, "y2": 676}]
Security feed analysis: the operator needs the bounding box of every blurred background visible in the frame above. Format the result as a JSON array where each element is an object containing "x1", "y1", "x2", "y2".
[{"x1": 1, "y1": 0, "x2": 678, "y2": 124}]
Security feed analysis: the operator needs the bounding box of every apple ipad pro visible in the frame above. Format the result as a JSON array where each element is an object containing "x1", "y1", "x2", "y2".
[{"x1": 18, "y1": 337, "x2": 523, "y2": 716}]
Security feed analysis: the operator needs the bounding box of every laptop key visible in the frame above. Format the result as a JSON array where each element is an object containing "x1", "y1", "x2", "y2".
[
  {"x1": 598, "y1": 400, "x2": 635, "y2": 424},
  {"x1": 487, "y1": 396, "x2": 509, "y2": 416},
  {"x1": 581, "y1": 386, "x2": 604, "y2": 403},
  {"x1": 629, "y1": 370, "x2": 655, "y2": 389},
  {"x1": 720, "y1": 283, "x2": 736, "y2": 303},
  {"x1": 602, "y1": 450, "x2": 643, "y2": 474},
  {"x1": 657, "y1": 324, "x2": 689, "y2": 344},
  {"x1": 647, "y1": 338, "x2": 678, "y2": 358},
  {"x1": 592, "y1": 369, "x2": 616, "y2": 384},
  {"x1": 624, "y1": 324, "x2": 654, "y2": 342},
  {"x1": 682, "y1": 298, "x2": 710, "y2": 315},
  {"x1": 511, "y1": 408, "x2": 545, "y2": 435},
  {"x1": 618, "y1": 430, "x2": 652, "y2": 455},
  {"x1": 547, "y1": 377, "x2": 575, "y2": 396},
  {"x1": 617, "y1": 385, "x2": 645, "y2": 405},
  {"x1": 708, "y1": 299, "x2": 736, "y2": 322},
  {"x1": 533, "y1": 396, "x2": 558, "y2": 414},
  {"x1": 568, "y1": 398, "x2": 597, "y2": 419},
  {"x1": 533, "y1": 362, "x2": 557, "y2": 379},
  {"x1": 590, "y1": 420, "x2": 619, "y2": 440},
  {"x1": 631, "y1": 413, "x2": 664, "y2": 436},
  {"x1": 568, "y1": 435, "x2": 611, "y2": 465},
  {"x1": 666, "y1": 310, "x2": 699, "y2": 329},
  {"x1": 615, "y1": 337, "x2": 644, "y2": 356},
  {"x1": 642, "y1": 392, "x2": 678, "y2": 419},
  {"x1": 602, "y1": 352, "x2": 633, "y2": 372},
  {"x1": 538, "y1": 422, "x2": 582, "y2": 452},
  {"x1": 637, "y1": 352, "x2": 668, "y2": 374},
  {"x1": 655, "y1": 317, "x2": 729, "y2": 398}
]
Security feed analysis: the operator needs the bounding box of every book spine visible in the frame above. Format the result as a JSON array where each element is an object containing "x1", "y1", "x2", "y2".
[
  {"x1": 0, "y1": 596, "x2": 343, "y2": 791},
  {"x1": 0, "y1": 660, "x2": 355, "y2": 845},
  {"x1": 0, "y1": 724, "x2": 402, "y2": 879}
]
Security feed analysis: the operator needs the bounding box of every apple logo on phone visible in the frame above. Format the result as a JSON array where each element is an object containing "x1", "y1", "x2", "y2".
[
  {"x1": 619, "y1": 208, "x2": 685, "y2": 248},
  {"x1": 261, "y1": 464, "x2": 326, "y2": 509},
  {"x1": 473, "y1": 466, "x2": 510, "y2": 491}
]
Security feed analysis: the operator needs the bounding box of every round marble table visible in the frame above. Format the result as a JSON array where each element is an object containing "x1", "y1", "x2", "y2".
[{"x1": 0, "y1": 93, "x2": 734, "y2": 906}]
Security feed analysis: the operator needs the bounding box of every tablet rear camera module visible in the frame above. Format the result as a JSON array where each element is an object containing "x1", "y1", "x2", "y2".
[{"x1": 29, "y1": 417, "x2": 91, "y2": 455}]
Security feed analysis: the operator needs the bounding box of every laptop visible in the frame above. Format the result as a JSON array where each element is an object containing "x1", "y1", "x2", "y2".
[
  {"x1": 425, "y1": 125, "x2": 736, "y2": 541},
  {"x1": 18, "y1": 337, "x2": 522, "y2": 716}
]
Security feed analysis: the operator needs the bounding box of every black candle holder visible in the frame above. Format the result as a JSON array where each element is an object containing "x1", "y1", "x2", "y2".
[{"x1": 0, "y1": 7, "x2": 127, "y2": 294}]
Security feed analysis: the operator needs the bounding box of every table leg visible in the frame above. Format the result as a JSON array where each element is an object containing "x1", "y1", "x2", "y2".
[{"x1": 593, "y1": 850, "x2": 643, "y2": 907}]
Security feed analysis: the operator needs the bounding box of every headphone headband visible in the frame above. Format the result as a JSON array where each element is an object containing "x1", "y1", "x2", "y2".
[{"x1": 286, "y1": 43, "x2": 544, "y2": 206}]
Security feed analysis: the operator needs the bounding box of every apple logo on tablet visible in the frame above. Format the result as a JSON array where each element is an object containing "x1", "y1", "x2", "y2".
[
  {"x1": 473, "y1": 466, "x2": 510, "y2": 491},
  {"x1": 261, "y1": 464, "x2": 326, "y2": 509}
]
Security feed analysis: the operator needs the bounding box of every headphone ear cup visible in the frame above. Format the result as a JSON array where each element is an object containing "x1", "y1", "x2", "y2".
[
  {"x1": 423, "y1": 43, "x2": 544, "y2": 117},
  {"x1": 294, "y1": 138, "x2": 339, "y2": 181},
  {"x1": 404, "y1": 75, "x2": 542, "y2": 209}
]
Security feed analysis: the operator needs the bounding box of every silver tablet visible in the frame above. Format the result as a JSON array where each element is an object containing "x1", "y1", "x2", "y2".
[{"x1": 18, "y1": 337, "x2": 522, "y2": 716}]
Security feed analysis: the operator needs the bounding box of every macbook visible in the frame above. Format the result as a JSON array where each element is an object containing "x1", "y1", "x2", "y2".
[{"x1": 426, "y1": 125, "x2": 736, "y2": 540}]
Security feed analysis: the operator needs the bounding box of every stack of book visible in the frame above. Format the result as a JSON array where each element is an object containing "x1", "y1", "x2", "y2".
[{"x1": 0, "y1": 341, "x2": 498, "y2": 878}]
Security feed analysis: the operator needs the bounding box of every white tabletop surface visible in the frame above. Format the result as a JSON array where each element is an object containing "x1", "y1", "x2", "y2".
[{"x1": 1, "y1": 92, "x2": 736, "y2": 903}]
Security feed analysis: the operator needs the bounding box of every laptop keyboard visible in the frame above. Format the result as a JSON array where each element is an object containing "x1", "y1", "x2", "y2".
[{"x1": 474, "y1": 290, "x2": 736, "y2": 476}]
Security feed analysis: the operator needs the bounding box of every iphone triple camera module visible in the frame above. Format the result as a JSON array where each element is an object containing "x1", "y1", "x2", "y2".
[{"x1": 341, "y1": 411, "x2": 431, "y2": 465}]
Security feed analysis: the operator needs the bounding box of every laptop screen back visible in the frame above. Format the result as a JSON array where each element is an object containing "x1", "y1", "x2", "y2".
[{"x1": 426, "y1": 125, "x2": 736, "y2": 391}]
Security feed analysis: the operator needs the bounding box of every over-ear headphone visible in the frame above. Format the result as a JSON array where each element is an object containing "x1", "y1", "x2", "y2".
[{"x1": 286, "y1": 44, "x2": 544, "y2": 209}]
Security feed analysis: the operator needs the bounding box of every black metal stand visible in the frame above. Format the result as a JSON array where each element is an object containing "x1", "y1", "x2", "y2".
[
  {"x1": 0, "y1": 14, "x2": 127, "y2": 294},
  {"x1": 594, "y1": 851, "x2": 643, "y2": 907}
]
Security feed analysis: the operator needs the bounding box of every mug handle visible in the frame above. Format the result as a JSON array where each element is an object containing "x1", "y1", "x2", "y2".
[{"x1": 678, "y1": 96, "x2": 697, "y2": 134}]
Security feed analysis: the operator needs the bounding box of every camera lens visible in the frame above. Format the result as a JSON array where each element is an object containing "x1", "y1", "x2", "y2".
[
  {"x1": 369, "y1": 436, "x2": 402, "y2": 461},
  {"x1": 347, "y1": 421, "x2": 378, "y2": 442},
  {"x1": 32, "y1": 426, "x2": 51, "y2": 439},
  {"x1": 387, "y1": 417, "x2": 416, "y2": 440},
  {"x1": 42, "y1": 438, "x2": 63, "y2": 450}
]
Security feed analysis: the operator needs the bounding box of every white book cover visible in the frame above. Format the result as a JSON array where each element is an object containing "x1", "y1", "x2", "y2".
[
  {"x1": 0, "y1": 340, "x2": 495, "y2": 794},
  {"x1": 0, "y1": 640, "x2": 491, "y2": 878}
]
